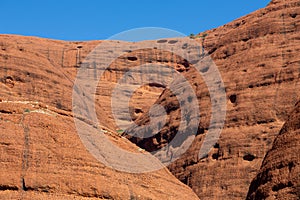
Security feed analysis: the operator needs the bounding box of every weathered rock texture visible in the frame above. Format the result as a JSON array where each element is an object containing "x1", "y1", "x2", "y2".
[
  {"x1": 246, "y1": 100, "x2": 300, "y2": 200},
  {"x1": 0, "y1": 35, "x2": 199, "y2": 199},
  {"x1": 124, "y1": 0, "x2": 300, "y2": 199},
  {"x1": 1, "y1": 0, "x2": 300, "y2": 199}
]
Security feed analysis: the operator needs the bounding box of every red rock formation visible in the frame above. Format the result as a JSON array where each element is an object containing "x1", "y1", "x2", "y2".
[
  {"x1": 124, "y1": 0, "x2": 300, "y2": 199},
  {"x1": 1, "y1": 0, "x2": 299, "y2": 199},
  {"x1": 0, "y1": 35, "x2": 199, "y2": 199},
  {"x1": 246, "y1": 100, "x2": 300, "y2": 199}
]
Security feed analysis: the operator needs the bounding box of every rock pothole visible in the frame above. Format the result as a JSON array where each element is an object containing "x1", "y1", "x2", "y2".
[
  {"x1": 243, "y1": 154, "x2": 256, "y2": 161},
  {"x1": 229, "y1": 94, "x2": 237, "y2": 104},
  {"x1": 3, "y1": 76, "x2": 15, "y2": 88},
  {"x1": 127, "y1": 56, "x2": 138, "y2": 61}
]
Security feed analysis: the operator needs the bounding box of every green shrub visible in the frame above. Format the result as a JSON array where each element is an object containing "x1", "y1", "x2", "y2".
[
  {"x1": 201, "y1": 32, "x2": 208, "y2": 38},
  {"x1": 189, "y1": 33, "x2": 195, "y2": 39},
  {"x1": 24, "y1": 108, "x2": 30, "y2": 113}
]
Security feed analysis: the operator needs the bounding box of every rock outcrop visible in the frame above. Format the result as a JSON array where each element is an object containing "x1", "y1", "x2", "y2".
[
  {"x1": 0, "y1": 35, "x2": 199, "y2": 199},
  {"x1": 246, "y1": 100, "x2": 300, "y2": 200},
  {"x1": 1, "y1": 0, "x2": 300, "y2": 199},
  {"x1": 124, "y1": 0, "x2": 300, "y2": 199}
]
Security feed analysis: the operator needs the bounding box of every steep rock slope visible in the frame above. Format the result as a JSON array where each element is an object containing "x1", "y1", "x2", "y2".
[
  {"x1": 1, "y1": 0, "x2": 300, "y2": 199},
  {"x1": 125, "y1": 0, "x2": 300, "y2": 199},
  {"x1": 246, "y1": 100, "x2": 300, "y2": 200},
  {"x1": 0, "y1": 35, "x2": 199, "y2": 199}
]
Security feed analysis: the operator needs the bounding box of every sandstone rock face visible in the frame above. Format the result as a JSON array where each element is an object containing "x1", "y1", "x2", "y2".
[
  {"x1": 123, "y1": 0, "x2": 300, "y2": 199},
  {"x1": 0, "y1": 35, "x2": 199, "y2": 199},
  {"x1": 246, "y1": 100, "x2": 300, "y2": 200},
  {"x1": 1, "y1": 0, "x2": 300, "y2": 199}
]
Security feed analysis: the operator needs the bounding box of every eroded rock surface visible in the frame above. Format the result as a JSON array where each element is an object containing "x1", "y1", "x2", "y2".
[
  {"x1": 124, "y1": 0, "x2": 300, "y2": 199},
  {"x1": 0, "y1": 0, "x2": 300, "y2": 199},
  {"x1": 246, "y1": 100, "x2": 300, "y2": 200},
  {"x1": 0, "y1": 35, "x2": 199, "y2": 199}
]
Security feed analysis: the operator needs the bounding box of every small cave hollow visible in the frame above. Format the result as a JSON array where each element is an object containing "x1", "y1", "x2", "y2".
[
  {"x1": 5, "y1": 76, "x2": 13, "y2": 82},
  {"x1": 196, "y1": 127, "x2": 205, "y2": 135},
  {"x1": 229, "y1": 94, "x2": 237, "y2": 104},
  {"x1": 243, "y1": 154, "x2": 255, "y2": 161},
  {"x1": 168, "y1": 40, "x2": 178, "y2": 44},
  {"x1": 213, "y1": 143, "x2": 220, "y2": 149},
  {"x1": 157, "y1": 39, "x2": 168, "y2": 43},
  {"x1": 148, "y1": 82, "x2": 166, "y2": 88},
  {"x1": 200, "y1": 66, "x2": 209, "y2": 73},
  {"x1": 4, "y1": 76, "x2": 14, "y2": 88},
  {"x1": 212, "y1": 153, "x2": 219, "y2": 160},
  {"x1": 290, "y1": 13, "x2": 297, "y2": 18},
  {"x1": 127, "y1": 56, "x2": 138, "y2": 61},
  {"x1": 134, "y1": 108, "x2": 143, "y2": 114},
  {"x1": 179, "y1": 59, "x2": 189, "y2": 68},
  {"x1": 182, "y1": 43, "x2": 188, "y2": 49}
]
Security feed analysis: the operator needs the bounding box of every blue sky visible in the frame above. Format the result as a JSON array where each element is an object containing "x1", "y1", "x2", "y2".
[{"x1": 0, "y1": 0, "x2": 270, "y2": 41}]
